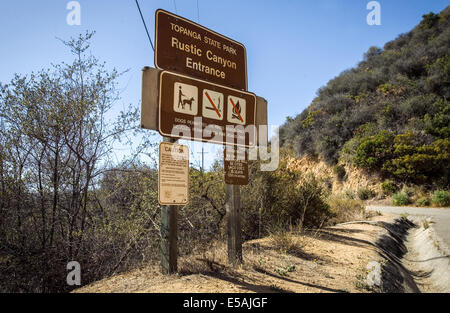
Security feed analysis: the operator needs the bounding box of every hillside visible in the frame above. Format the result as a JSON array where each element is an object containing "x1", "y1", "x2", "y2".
[{"x1": 279, "y1": 7, "x2": 450, "y2": 188}]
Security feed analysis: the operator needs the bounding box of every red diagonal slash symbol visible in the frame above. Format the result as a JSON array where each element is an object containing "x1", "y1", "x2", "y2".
[
  {"x1": 229, "y1": 97, "x2": 244, "y2": 123},
  {"x1": 205, "y1": 91, "x2": 221, "y2": 118}
]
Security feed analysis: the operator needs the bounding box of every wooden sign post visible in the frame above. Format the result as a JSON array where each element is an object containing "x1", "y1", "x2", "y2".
[
  {"x1": 160, "y1": 196, "x2": 178, "y2": 274},
  {"x1": 160, "y1": 137, "x2": 179, "y2": 274},
  {"x1": 224, "y1": 147, "x2": 247, "y2": 265},
  {"x1": 225, "y1": 183, "x2": 242, "y2": 265}
]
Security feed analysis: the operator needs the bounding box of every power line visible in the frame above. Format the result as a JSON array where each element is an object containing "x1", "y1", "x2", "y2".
[
  {"x1": 134, "y1": 0, "x2": 154, "y2": 51},
  {"x1": 197, "y1": 0, "x2": 200, "y2": 23},
  {"x1": 173, "y1": 0, "x2": 178, "y2": 14}
]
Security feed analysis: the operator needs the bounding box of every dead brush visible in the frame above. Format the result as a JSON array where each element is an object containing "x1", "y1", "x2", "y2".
[
  {"x1": 327, "y1": 195, "x2": 366, "y2": 225},
  {"x1": 269, "y1": 229, "x2": 299, "y2": 254},
  {"x1": 178, "y1": 240, "x2": 229, "y2": 274}
]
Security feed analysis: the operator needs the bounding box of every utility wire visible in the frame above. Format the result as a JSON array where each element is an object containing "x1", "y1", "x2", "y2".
[
  {"x1": 173, "y1": 0, "x2": 178, "y2": 14},
  {"x1": 134, "y1": 0, "x2": 154, "y2": 51},
  {"x1": 196, "y1": 0, "x2": 200, "y2": 23}
]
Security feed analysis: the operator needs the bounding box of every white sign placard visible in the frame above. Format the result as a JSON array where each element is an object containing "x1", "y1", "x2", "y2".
[{"x1": 158, "y1": 142, "x2": 189, "y2": 205}]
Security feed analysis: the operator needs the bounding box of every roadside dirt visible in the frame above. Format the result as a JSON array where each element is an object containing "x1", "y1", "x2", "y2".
[{"x1": 74, "y1": 214, "x2": 395, "y2": 293}]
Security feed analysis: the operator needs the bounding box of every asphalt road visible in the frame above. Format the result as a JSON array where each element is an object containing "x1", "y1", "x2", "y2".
[{"x1": 367, "y1": 205, "x2": 450, "y2": 248}]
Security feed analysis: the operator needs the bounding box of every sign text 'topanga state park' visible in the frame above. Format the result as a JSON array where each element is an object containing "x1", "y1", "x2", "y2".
[{"x1": 155, "y1": 9, "x2": 247, "y2": 91}]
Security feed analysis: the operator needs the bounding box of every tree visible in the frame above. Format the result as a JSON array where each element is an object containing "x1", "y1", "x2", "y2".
[{"x1": 0, "y1": 31, "x2": 139, "y2": 292}]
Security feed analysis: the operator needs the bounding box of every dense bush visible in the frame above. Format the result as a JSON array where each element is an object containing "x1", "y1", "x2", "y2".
[
  {"x1": 333, "y1": 164, "x2": 347, "y2": 181},
  {"x1": 415, "y1": 197, "x2": 431, "y2": 207},
  {"x1": 432, "y1": 190, "x2": 450, "y2": 207},
  {"x1": 0, "y1": 33, "x2": 147, "y2": 292},
  {"x1": 381, "y1": 180, "x2": 398, "y2": 195},
  {"x1": 241, "y1": 149, "x2": 332, "y2": 239},
  {"x1": 354, "y1": 131, "x2": 395, "y2": 170},
  {"x1": 357, "y1": 187, "x2": 376, "y2": 200},
  {"x1": 352, "y1": 130, "x2": 450, "y2": 185},
  {"x1": 392, "y1": 191, "x2": 412, "y2": 206}
]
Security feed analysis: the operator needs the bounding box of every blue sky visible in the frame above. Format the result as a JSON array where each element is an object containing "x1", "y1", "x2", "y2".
[{"x1": 0, "y1": 0, "x2": 448, "y2": 168}]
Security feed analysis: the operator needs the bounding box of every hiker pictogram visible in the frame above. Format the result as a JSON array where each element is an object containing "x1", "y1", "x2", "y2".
[
  {"x1": 227, "y1": 95, "x2": 246, "y2": 125},
  {"x1": 202, "y1": 89, "x2": 224, "y2": 120},
  {"x1": 173, "y1": 82, "x2": 198, "y2": 115}
]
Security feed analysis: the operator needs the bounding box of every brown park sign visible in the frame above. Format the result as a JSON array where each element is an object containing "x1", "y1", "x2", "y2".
[
  {"x1": 158, "y1": 70, "x2": 256, "y2": 147},
  {"x1": 155, "y1": 9, "x2": 247, "y2": 91},
  {"x1": 141, "y1": 67, "x2": 268, "y2": 145}
]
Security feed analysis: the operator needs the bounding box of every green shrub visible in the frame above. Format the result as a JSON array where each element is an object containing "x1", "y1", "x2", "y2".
[
  {"x1": 357, "y1": 187, "x2": 375, "y2": 200},
  {"x1": 385, "y1": 134, "x2": 450, "y2": 185},
  {"x1": 403, "y1": 187, "x2": 416, "y2": 198},
  {"x1": 333, "y1": 164, "x2": 346, "y2": 181},
  {"x1": 392, "y1": 191, "x2": 411, "y2": 206},
  {"x1": 354, "y1": 131, "x2": 395, "y2": 171},
  {"x1": 415, "y1": 197, "x2": 431, "y2": 206},
  {"x1": 419, "y1": 12, "x2": 440, "y2": 29},
  {"x1": 432, "y1": 190, "x2": 450, "y2": 207},
  {"x1": 381, "y1": 180, "x2": 398, "y2": 195}
]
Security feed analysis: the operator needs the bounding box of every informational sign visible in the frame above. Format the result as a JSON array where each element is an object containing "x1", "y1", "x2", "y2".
[
  {"x1": 141, "y1": 67, "x2": 268, "y2": 145},
  {"x1": 158, "y1": 142, "x2": 189, "y2": 205},
  {"x1": 158, "y1": 70, "x2": 256, "y2": 147},
  {"x1": 224, "y1": 148, "x2": 248, "y2": 185},
  {"x1": 155, "y1": 9, "x2": 247, "y2": 91}
]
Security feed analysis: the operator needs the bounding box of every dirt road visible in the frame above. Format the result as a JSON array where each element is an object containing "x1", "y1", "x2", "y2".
[{"x1": 367, "y1": 205, "x2": 450, "y2": 248}]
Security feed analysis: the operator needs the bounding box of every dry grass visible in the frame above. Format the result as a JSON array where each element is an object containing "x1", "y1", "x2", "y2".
[
  {"x1": 74, "y1": 214, "x2": 395, "y2": 294},
  {"x1": 328, "y1": 195, "x2": 366, "y2": 225},
  {"x1": 269, "y1": 229, "x2": 301, "y2": 254}
]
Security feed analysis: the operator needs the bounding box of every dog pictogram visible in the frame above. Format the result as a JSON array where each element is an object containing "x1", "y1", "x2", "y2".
[
  {"x1": 173, "y1": 82, "x2": 198, "y2": 115},
  {"x1": 182, "y1": 97, "x2": 195, "y2": 110}
]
